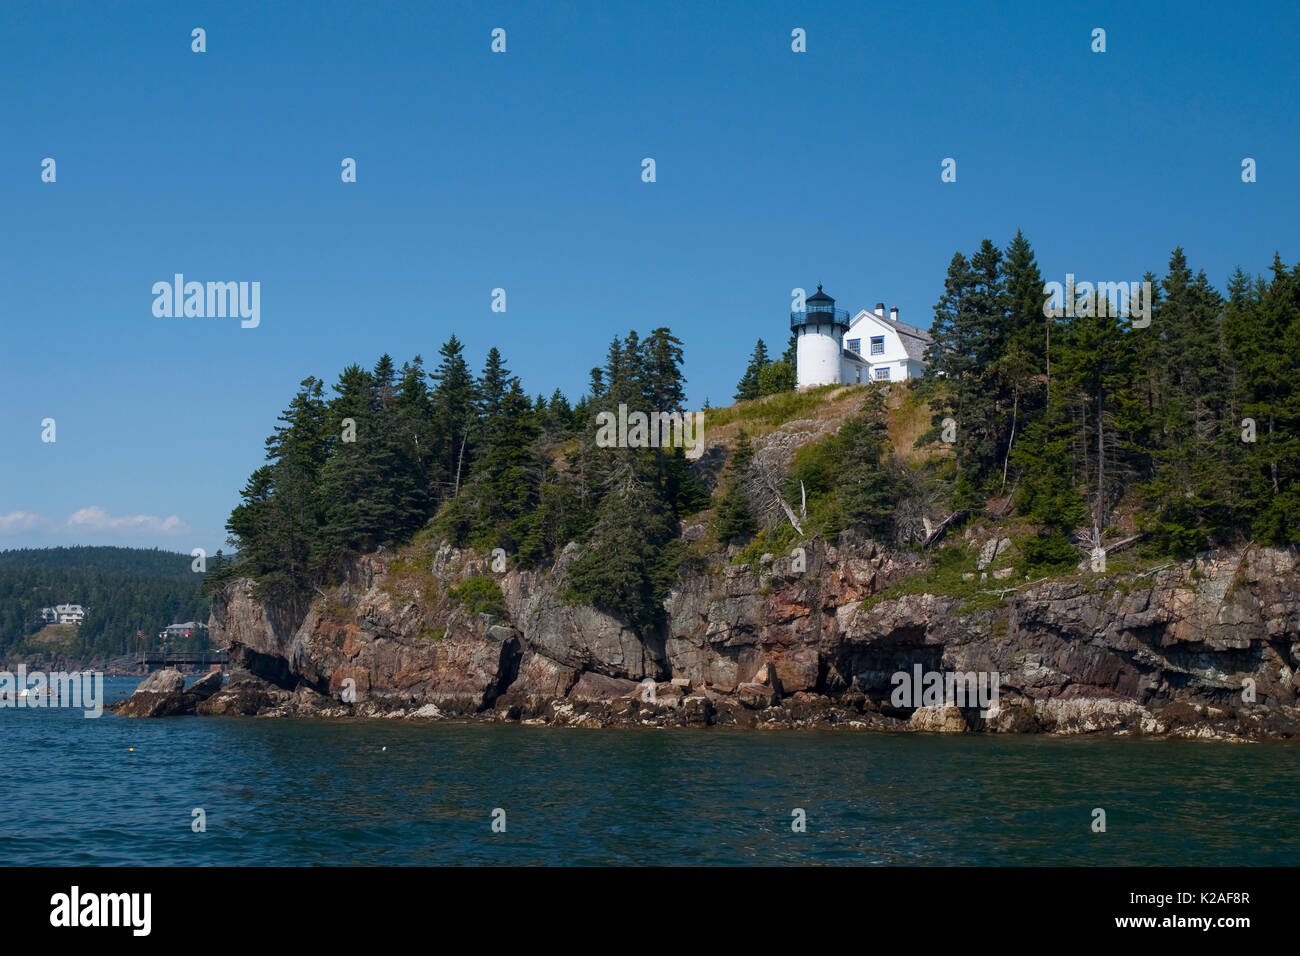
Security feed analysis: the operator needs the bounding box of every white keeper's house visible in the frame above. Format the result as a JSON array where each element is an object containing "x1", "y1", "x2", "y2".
[{"x1": 792, "y1": 284, "x2": 932, "y2": 389}]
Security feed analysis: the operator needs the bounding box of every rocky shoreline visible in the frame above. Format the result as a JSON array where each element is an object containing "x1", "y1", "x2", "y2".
[
  {"x1": 110, "y1": 534, "x2": 1300, "y2": 741},
  {"x1": 111, "y1": 661, "x2": 1297, "y2": 741}
]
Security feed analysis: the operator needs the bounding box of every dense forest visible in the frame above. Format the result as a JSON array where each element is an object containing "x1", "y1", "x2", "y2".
[
  {"x1": 212, "y1": 332, "x2": 709, "y2": 632},
  {"x1": 0, "y1": 547, "x2": 216, "y2": 660},
  {"x1": 918, "y1": 233, "x2": 1300, "y2": 562},
  {"x1": 215, "y1": 236, "x2": 1299, "y2": 635}
]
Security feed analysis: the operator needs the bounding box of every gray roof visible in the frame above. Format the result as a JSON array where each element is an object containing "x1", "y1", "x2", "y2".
[{"x1": 855, "y1": 311, "x2": 933, "y2": 362}]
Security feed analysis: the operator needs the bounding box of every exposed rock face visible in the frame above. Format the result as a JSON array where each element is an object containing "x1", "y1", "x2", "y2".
[{"x1": 200, "y1": 539, "x2": 1300, "y2": 739}]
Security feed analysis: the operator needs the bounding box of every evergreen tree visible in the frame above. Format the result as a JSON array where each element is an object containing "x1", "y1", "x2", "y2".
[
  {"x1": 564, "y1": 463, "x2": 686, "y2": 634},
  {"x1": 715, "y1": 431, "x2": 757, "y2": 543},
  {"x1": 316, "y1": 359, "x2": 428, "y2": 568},
  {"x1": 735, "y1": 339, "x2": 770, "y2": 401},
  {"x1": 228, "y1": 377, "x2": 329, "y2": 606},
  {"x1": 1141, "y1": 251, "x2": 1230, "y2": 552},
  {"x1": 924, "y1": 251, "x2": 986, "y2": 504},
  {"x1": 429, "y1": 336, "x2": 477, "y2": 498},
  {"x1": 834, "y1": 414, "x2": 896, "y2": 535},
  {"x1": 477, "y1": 347, "x2": 510, "y2": 427},
  {"x1": 394, "y1": 355, "x2": 436, "y2": 503},
  {"x1": 1225, "y1": 255, "x2": 1300, "y2": 543},
  {"x1": 641, "y1": 328, "x2": 687, "y2": 412},
  {"x1": 993, "y1": 230, "x2": 1046, "y2": 491},
  {"x1": 1052, "y1": 288, "x2": 1144, "y2": 536}
]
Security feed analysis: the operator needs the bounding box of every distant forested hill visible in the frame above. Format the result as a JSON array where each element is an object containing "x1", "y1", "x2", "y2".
[{"x1": 0, "y1": 547, "x2": 226, "y2": 661}]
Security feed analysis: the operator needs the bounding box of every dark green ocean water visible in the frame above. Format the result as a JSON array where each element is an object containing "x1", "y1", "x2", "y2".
[{"x1": 2, "y1": 677, "x2": 1297, "y2": 865}]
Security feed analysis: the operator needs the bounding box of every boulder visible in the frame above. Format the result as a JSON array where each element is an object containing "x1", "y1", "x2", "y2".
[
  {"x1": 977, "y1": 537, "x2": 1013, "y2": 570},
  {"x1": 187, "y1": 669, "x2": 223, "y2": 700},
  {"x1": 771, "y1": 648, "x2": 818, "y2": 693},
  {"x1": 113, "y1": 667, "x2": 192, "y2": 717},
  {"x1": 736, "y1": 682, "x2": 778, "y2": 709},
  {"x1": 115, "y1": 690, "x2": 191, "y2": 718},
  {"x1": 195, "y1": 674, "x2": 281, "y2": 716},
  {"x1": 136, "y1": 668, "x2": 185, "y2": 695},
  {"x1": 909, "y1": 705, "x2": 968, "y2": 733},
  {"x1": 569, "y1": 672, "x2": 641, "y2": 702},
  {"x1": 990, "y1": 696, "x2": 1040, "y2": 733}
]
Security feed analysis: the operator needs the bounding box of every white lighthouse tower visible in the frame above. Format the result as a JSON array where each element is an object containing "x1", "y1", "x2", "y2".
[{"x1": 793, "y1": 284, "x2": 849, "y2": 389}]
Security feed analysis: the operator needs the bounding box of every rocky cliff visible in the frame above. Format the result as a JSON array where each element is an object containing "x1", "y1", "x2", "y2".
[{"x1": 194, "y1": 532, "x2": 1300, "y2": 740}]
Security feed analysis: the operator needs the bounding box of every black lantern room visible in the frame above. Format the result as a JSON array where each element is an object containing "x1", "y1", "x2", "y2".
[{"x1": 791, "y1": 283, "x2": 849, "y2": 331}]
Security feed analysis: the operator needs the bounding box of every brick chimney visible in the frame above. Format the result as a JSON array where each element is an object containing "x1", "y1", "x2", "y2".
[
  {"x1": 890, "y1": 305, "x2": 899, "y2": 322},
  {"x1": 874, "y1": 302, "x2": 885, "y2": 318}
]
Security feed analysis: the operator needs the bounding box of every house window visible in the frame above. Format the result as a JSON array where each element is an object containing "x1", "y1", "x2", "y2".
[
  {"x1": 874, "y1": 367, "x2": 890, "y2": 381},
  {"x1": 870, "y1": 336, "x2": 885, "y2": 355},
  {"x1": 846, "y1": 338, "x2": 860, "y2": 355}
]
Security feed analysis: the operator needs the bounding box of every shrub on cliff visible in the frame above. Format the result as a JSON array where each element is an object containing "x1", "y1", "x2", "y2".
[{"x1": 449, "y1": 576, "x2": 507, "y2": 619}]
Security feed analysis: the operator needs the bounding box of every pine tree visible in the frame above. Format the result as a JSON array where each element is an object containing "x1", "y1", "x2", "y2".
[
  {"x1": 429, "y1": 336, "x2": 476, "y2": 499},
  {"x1": 924, "y1": 251, "x2": 985, "y2": 504},
  {"x1": 477, "y1": 347, "x2": 510, "y2": 427},
  {"x1": 394, "y1": 355, "x2": 435, "y2": 503},
  {"x1": 641, "y1": 328, "x2": 687, "y2": 412},
  {"x1": 564, "y1": 464, "x2": 685, "y2": 634},
  {"x1": 735, "y1": 339, "x2": 770, "y2": 401},
  {"x1": 1225, "y1": 255, "x2": 1300, "y2": 544},
  {"x1": 715, "y1": 431, "x2": 758, "y2": 543},
  {"x1": 315, "y1": 360, "x2": 427, "y2": 567},
  {"x1": 1141, "y1": 251, "x2": 1230, "y2": 552},
  {"x1": 834, "y1": 414, "x2": 896, "y2": 535},
  {"x1": 474, "y1": 378, "x2": 542, "y2": 551},
  {"x1": 1053, "y1": 291, "x2": 1144, "y2": 537},
  {"x1": 994, "y1": 231, "x2": 1046, "y2": 492},
  {"x1": 604, "y1": 332, "x2": 644, "y2": 408},
  {"x1": 229, "y1": 377, "x2": 329, "y2": 606},
  {"x1": 782, "y1": 332, "x2": 798, "y2": 365}
]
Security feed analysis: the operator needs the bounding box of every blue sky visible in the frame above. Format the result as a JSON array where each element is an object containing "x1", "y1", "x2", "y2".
[{"x1": 2, "y1": 0, "x2": 1296, "y2": 553}]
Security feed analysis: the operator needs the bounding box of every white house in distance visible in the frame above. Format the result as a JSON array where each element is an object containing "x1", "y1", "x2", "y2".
[
  {"x1": 39, "y1": 604, "x2": 86, "y2": 625},
  {"x1": 792, "y1": 285, "x2": 932, "y2": 389}
]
